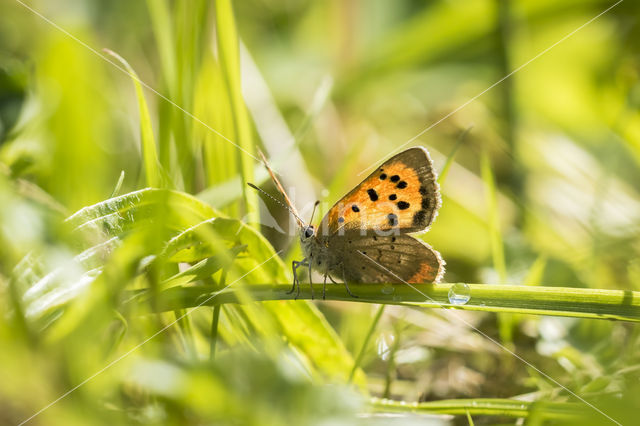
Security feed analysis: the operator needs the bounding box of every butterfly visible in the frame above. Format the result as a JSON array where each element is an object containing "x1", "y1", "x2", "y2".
[{"x1": 250, "y1": 147, "x2": 444, "y2": 299}]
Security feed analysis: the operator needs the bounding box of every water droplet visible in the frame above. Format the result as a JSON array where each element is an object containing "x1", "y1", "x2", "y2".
[
  {"x1": 448, "y1": 283, "x2": 470, "y2": 305},
  {"x1": 381, "y1": 284, "x2": 395, "y2": 295}
]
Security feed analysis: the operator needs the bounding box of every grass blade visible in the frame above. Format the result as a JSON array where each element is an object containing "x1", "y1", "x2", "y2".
[
  {"x1": 104, "y1": 49, "x2": 162, "y2": 188},
  {"x1": 151, "y1": 283, "x2": 640, "y2": 323},
  {"x1": 438, "y1": 125, "x2": 471, "y2": 185},
  {"x1": 370, "y1": 397, "x2": 585, "y2": 419},
  {"x1": 348, "y1": 304, "x2": 385, "y2": 383},
  {"x1": 481, "y1": 151, "x2": 506, "y2": 283},
  {"x1": 214, "y1": 0, "x2": 259, "y2": 226}
]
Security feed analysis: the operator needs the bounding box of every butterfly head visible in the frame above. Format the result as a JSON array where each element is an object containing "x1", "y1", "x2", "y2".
[{"x1": 301, "y1": 224, "x2": 316, "y2": 241}]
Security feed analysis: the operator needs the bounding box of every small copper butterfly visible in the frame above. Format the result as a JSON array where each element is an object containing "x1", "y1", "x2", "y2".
[{"x1": 250, "y1": 147, "x2": 444, "y2": 299}]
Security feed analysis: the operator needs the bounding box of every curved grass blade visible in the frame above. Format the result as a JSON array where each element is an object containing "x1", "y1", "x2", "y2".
[
  {"x1": 161, "y1": 244, "x2": 246, "y2": 288},
  {"x1": 104, "y1": 49, "x2": 162, "y2": 188}
]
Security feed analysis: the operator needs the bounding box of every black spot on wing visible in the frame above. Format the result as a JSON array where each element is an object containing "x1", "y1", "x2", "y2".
[
  {"x1": 397, "y1": 181, "x2": 408, "y2": 189},
  {"x1": 367, "y1": 188, "x2": 379, "y2": 201},
  {"x1": 390, "y1": 175, "x2": 400, "y2": 182},
  {"x1": 352, "y1": 205, "x2": 360, "y2": 212},
  {"x1": 413, "y1": 209, "x2": 427, "y2": 226},
  {"x1": 397, "y1": 201, "x2": 410, "y2": 210},
  {"x1": 422, "y1": 197, "x2": 431, "y2": 210},
  {"x1": 379, "y1": 173, "x2": 387, "y2": 180},
  {"x1": 389, "y1": 194, "x2": 397, "y2": 200},
  {"x1": 388, "y1": 213, "x2": 398, "y2": 226}
]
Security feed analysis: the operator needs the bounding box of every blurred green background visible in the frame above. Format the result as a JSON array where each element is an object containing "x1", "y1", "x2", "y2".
[{"x1": 1, "y1": 0, "x2": 639, "y2": 425}]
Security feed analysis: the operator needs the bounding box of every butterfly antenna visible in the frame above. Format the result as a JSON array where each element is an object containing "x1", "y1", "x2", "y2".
[
  {"x1": 247, "y1": 182, "x2": 289, "y2": 211},
  {"x1": 309, "y1": 200, "x2": 320, "y2": 224},
  {"x1": 256, "y1": 150, "x2": 305, "y2": 227}
]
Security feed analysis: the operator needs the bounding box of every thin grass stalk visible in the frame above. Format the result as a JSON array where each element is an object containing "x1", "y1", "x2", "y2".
[
  {"x1": 348, "y1": 304, "x2": 385, "y2": 383},
  {"x1": 209, "y1": 269, "x2": 226, "y2": 359},
  {"x1": 209, "y1": 305, "x2": 221, "y2": 360},
  {"x1": 481, "y1": 151, "x2": 514, "y2": 345},
  {"x1": 382, "y1": 327, "x2": 400, "y2": 399},
  {"x1": 370, "y1": 397, "x2": 585, "y2": 419},
  {"x1": 148, "y1": 283, "x2": 640, "y2": 323}
]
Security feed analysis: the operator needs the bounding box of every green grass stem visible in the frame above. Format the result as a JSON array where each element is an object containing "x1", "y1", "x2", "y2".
[
  {"x1": 144, "y1": 283, "x2": 640, "y2": 323},
  {"x1": 369, "y1": 397, "x2": 584, "y2": 419}
]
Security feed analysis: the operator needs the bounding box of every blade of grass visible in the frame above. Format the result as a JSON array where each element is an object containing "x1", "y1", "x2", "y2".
[
  {"x1": 382, "y1": 328, "x2": 400, "y2": 399},
  {"x1": 214, "y1": 0, "x2": 259, "y2": 227},
  {"x1": 145, "y1": 0, "x2": 177, "y2": 97},
  {"x1": 438, "y1": 125, "x2": 471, "y2": 185},
  {"x1": 348, "y1": 304, "x2": 385, "y2": 383},
  {"x1": 173, "y1": 0, "x2": 209, "y2": 190},
  {"x1": 173, "y1": 308, "x2": 196, "y2": 358},
  {"x1": 149, "y1": 283, "x2": 640, "y2": 323},
  {"x1": 210, "y1": 304, "x2": 221, "y2": 359},
  {"x1": 109, "y1": 170, "x2": 125, "y2": 198},
  {"x1": 466, "y1": 410, "x2": 475, "y2": 425},
  {"x1": 481, "y1": 151, "x2": 507, "y2": 283},
  {"x1": 104, "y1": 50, "x2": 162, "y2": 188},
  {"x1": 524, "y1": 255, "x2": 547, "y2": 286},
  {"x1": 369, "y1": 397, "x2": 585, "y2": 419},
  {"x1": 194, "y1": 53, "x2": 239, "y2": 217},
  {"x1": 481, "y1": 151, "x2": 512, "y2": 344},
  {"x1": 210, "y1": 268, "x2": 226, "y2": 360}
]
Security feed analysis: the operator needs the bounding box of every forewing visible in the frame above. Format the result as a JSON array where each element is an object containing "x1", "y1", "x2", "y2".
[
  {"x1": 333, "y1": 232, "x2": 444, "y2": 284},
  {"x1": 317, "y1": 147, "x2": 440, "y2": 236}
]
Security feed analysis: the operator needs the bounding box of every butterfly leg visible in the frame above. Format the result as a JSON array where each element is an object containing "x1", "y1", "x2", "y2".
[
  {"x1": 288, "y1": 261, "x2": 300, "y2": 294},
  {"x1": 323, "y1": 273, "x2": 339, "y2": 299},
  {"x1": 289, "y1": 259, "x2": 309, "y2": 299},
  {"x1": 308, "y1": 261, "x2": 315, "y2": 300},
  {"x1": 322, "y1": 273, "x2": 327, "y2": 300},
  {"x1": 341, "y1": 265, "x2": 359, "y2": 298}
]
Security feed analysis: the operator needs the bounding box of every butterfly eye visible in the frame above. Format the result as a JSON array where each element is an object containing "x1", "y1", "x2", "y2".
[{"x1": 304, "y1": 226, "x2": 314, "y2": 239}]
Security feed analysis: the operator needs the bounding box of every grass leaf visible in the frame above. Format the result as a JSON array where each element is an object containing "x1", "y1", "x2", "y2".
[
  {"x1": 214, "y1": 0, "x2": 259, "y2": 226},
  {"x1": 104, "y1": 49, "x2": 162, "y2": 188}
]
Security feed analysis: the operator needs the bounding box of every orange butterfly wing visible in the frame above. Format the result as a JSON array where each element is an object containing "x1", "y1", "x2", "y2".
[{"x1": 317, "y1": 147, "x2": 441, "y2": 236}]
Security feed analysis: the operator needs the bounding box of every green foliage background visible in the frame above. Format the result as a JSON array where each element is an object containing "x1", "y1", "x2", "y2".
[{"x1": 1, "y1": 0, "x2": 639, "y2": 425}]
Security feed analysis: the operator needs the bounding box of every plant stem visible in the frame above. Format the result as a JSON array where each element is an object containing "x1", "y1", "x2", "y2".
[
  {"x1": 382, "y1": 327, "x2": 400, "y2": 399},
  {"x1": 144, "y1": 283, "x2": 640, "y2": 323},
  {"x1": 209, "y1": 305, "x2": 221, "y2": 360},
  {"x1": 209, "y1": 269, "x2": 226, "y2": 360},
  {"x1": 348, "y1": 304, "x2": 385, "y2": 383},
  {"x1": 370, "y1": 397, "x2": 585, "y2": 419}
]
